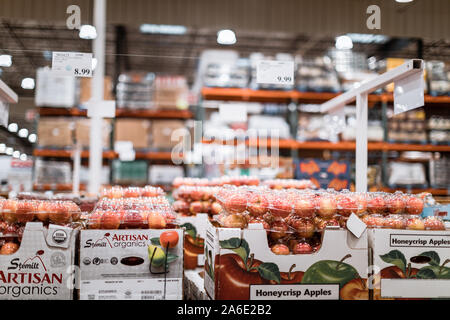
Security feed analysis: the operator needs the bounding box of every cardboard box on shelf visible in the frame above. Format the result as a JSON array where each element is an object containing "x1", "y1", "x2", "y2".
[
  {"x1": 369, "y1": 228, "x2": 450, "y2": 300},
  {"x1": 151, "y1": 120, "x2": 186, "y2": 150},
  {"x1": 37, "y1": 117, "x2": 74, "y2": 148},
  {"x1": 79, "y1": 229, "x2": 184, "y2": 300},
  {"x1": 75, "y1": 119, "x2": 112, "y2": 149},
  {"x1": 114, "y1": 119, "x2": 151, "y2": 149},
  {"x1": 153, "y1": 76, "x2": 189, "y2": 109},
  {"x1": 178, "y1": 214, "x2": 209, "y2": 270},
  {"x1": 0, "y1": 222, "x2": 78, "y2": 300},
  {"x1": 148, "y1": 165, "x2": 184, "y2": 185},
  {"x1": 35, "y1": 67, "x2": 77, "y2": 107},
  {"x1": 204, "y1": 221, "x2": 368, "y2": 300},
  {"x1": 79, "y1": 77, "x2": 114, "y2": 105}
]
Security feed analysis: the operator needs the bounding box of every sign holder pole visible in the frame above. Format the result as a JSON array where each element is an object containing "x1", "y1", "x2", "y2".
[
  {"x1": 320, "y1": 59, "x2": 424, "y2": 192},
  {"x1": 88, "y1": 0, "x2": 106, "y2": 194}
]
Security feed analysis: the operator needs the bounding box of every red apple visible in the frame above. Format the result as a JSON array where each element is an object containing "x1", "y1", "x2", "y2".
[
  {"x1": 292, "y1": 196, "x2": 316, "y2": 218},
  {"x1": 88, "y1": 211, "x2": 103, "y2": 229},
  {"x1": 49, "y1": 202, "x2": 72, "y2": 225},
  {"x1": 248, "y1": 217, "x2": 271, "y2": 232},
  {"x1": 271, "y1": 244, "x2": 290, "y2": 255},
  {"x1": 269, "y1": 220, "x2": 290, "y2": 241},
  {"x1": 66, "y1": 202, "x2": 81, "y2": 221},
  {"x1": 386, "y1": 196, "x2": 406, "y2": 214},
  {"x1": 172, "y1": 200, "x2": 190, "y2": 214},
  {"x1": 36, "y1": 201, "x2": 51, "y2": 222},
  {"x1": 424, "y1": 217, "x2": 445, "y2": 230},
  {"x1": 100, "y1": 211, "x2": 122, "y2": 229},
  {"x1": 247, "y1": 193, "x2": 269, "y2": 217},
  {"x1": 2, "y1": 200, "x2": 18, "y2": 223},
  {"x1": 269, "y1": 195, "x2": 292, "y2": 218},
  {"x1": 293, "y1": 242, "x2": 313, "y2": 254},
  {"x1": 355, "y1": 193, "x2": 368, "y2": 215},
  {"x1": 223, "y1": 193, "x2": 248, "y2": 214},
  {"x1": 211, "y1": 202, "x2": 223, "y2": 215},
  {"x1": 124, "y1": 187, "x2": 141, "y2": 198},
  {"x1": 222, "y1": 214, "x2": 248, "y2": 229},
  {"x1": 16, "y1": 201, "x2": 36, "y2": 223},
  {"x1": 147, "y1": 212, "x2": 167, "y2": 229},
  {"x1": 315, "y1": 217, "x2": 340, "y2": 230},
  {"x1": 0, "y1": 242, "x2": 19, "y2": 255},
  {"x1": 290, "y1": 218, "x2": 315, "y2": 238},
  {"x1": 368, "y1": 196, "x2": 386, "y2": 214},
  {"x1": 383, "y1": 215, "x2": 406, "y2": 229},
  {"x1": 201, "y1": 201, "x2": 212, "y2": 214},
  {"x1": 406, "y1": 196, "x2": 424, "y2": 215},
  {"x1": 406, "y1": 217, "x2": 425, "y2": 230},
  {"x1": 189, "y1": 201, "x2": 203, "y2": 215},
  {"x1": 317, "y1": 196, "x2": 337, "y2": 218},
  {"x1": 336, "y1": 195, "x2": 357, "y2": 217}
]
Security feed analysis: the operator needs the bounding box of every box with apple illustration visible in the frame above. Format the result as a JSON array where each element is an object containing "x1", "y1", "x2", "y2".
[
  {"x1": 79, "y1": 228, "x2": 184, "y2": 300},
  {"x1": 178, "y1": 214, "x2": 209, "y2": 270},
  {"x1": 0, "y1": 222, "x2": 78, "y2": 300},
  {"x1": 204, "y1": 221, "x2": 369, "y2": 300},
  {"x1": 369, "y1": 228, "x2": 450, "y2": 300}
]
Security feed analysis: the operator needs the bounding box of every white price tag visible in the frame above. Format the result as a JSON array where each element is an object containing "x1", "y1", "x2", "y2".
[
  {"x1": 256, "y1": 60, "x2": 294, "y2": 85},
  {"x1": 346, "y1": 213, "x2": 367, "y2": 238},
  {"x1": 87, "y1": 100, "x2": 116, "y2": 118},
  {"x1": 393, "y1": 71, "x2": 425, "y2": 115},
  {"x1": 219, "y1": 103, "x2": 247, "y2": 123},
  {"x1": 52, "y1": 51, "x2": 92, "y2": 77}
]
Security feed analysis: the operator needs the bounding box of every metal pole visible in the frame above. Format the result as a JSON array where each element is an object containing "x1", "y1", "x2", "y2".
[
  {"x1": 88, "y1": 0, "x2": 106, "y2": 194},
  {"x1": 355, "y1": 93, "x2": 368, "y2": 192},
  {"x1": 72, "y1": 142, "x2": 81, "y2": 193}
]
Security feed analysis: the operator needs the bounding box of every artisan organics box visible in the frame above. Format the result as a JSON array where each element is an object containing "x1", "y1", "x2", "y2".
[
  {"x1": 204, "y1": 221, "x2": 369, "y2": 300},
  {"x1": 0, "y1": 222, "x2": 78, "y2": 300},
  {"x1": 79, "y1": 228, "x2": 184, "y2": 300}
]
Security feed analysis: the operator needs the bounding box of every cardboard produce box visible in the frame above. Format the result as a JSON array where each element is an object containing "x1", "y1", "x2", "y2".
[
  {"x1": 79, "y1": 229, "x2": 184, "y2": 300},
  {"x1": 184, "y1": 268, "x2": 209, "y2": 300},
  {"x1": 151, "y1": 120, "x2": 185, "y2": 150},
  {"x1": 0, "y1": 222, "x2": 77, "y2": 300},
  {"x1": 204, "y1": 221, "x2": 369, "y2": 300},
  {"x1": 37, "y1": 118, "x2": 74, "y2": 148},
  {"x1": 114, "y1": 119, "x2": 151, "y2": 149},
  {"x1": 79, "y1": 76, "x2": 114, "y2": 105},
  {"x1": 178, "y1": 214, "x2": 209, "y2": 270},
  {"x1": 75, "y1": 119, "x2": 112, "y2": 149},
  {"x1": 369, "y1": 228, "x2": 450, "y2": 300}
]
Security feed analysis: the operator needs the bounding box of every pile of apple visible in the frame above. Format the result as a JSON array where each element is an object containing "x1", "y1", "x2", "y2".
[
  {"x1": 172, "y1": 176, "x2": 260, "y2": 188},
  {"x1": 262, "y1": 179, "x2": 316, "y2": 190},
  {"x1": 172, "y1": 186, "x2": 223, "y2": 216},
  {"x1": 212, "y1": 187, "x2": 441, "y2": 255},
  {"x1": 88, "y1": 196, "x2": 177, "y2": 229},
  {"x1": 0, "y1": 199, "x2": 81, "y2": 226},
  {"x1": 100, "y1": 186, "x2": 165, "y2": 199}
]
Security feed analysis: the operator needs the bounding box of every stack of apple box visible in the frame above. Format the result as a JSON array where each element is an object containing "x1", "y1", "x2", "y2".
[
  {"x1": 172, "y1": 176, "x2": 260, "y2": 270},
  {"x1": 204, "y1": 221, "x2": 369, "y2": 300},
  {"x1": 369, "y1": 228, "x2": 450, "y2": 300},
  {"x1": 0, "y1": 199, "x2": 81, "y2": 300},
  {"x1": 79, "y1": 190, "x2": 184, "y2": 300},
  {"x1": 184, "y1": 268, "x2": 210, "y2": 300}
]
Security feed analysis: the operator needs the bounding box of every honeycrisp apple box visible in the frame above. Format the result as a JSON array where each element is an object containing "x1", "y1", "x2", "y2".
[
  {"x1": 369, "y1": 228, "x2": 450, "y2": 300},
  {"x1": 79, "y1": 229, "x2": 184, "y2": 300},
  {"x1": 204, "y1": 221, "x2": 369, "y2": 300},
  {"x1": 178, "y1": 214, "x2": 209, "y2": 269},
  {"x1": 0, "y1": 222, "x2": 78, "y2": 300}
]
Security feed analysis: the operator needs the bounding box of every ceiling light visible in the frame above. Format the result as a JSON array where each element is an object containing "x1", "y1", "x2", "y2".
[
  {"x1": 19, "y1": 153, "x2": 27, "y2": 161},
  {"x1": 21, "y1": 78, "x2": 35, "y2": 89},
  {"x1": 18, "y1": 128, "x2": 28, "y2": 138},
  {"x1": 0, "y1": 144, "x2": 5, "y2": 153},
  {"x1": 28, "y1": 133, "x2": 37, "y2": 143},
  {"x1": 12, "y1": 150, "x2": 20, "y2": 158},
  {"x1": 0, "y1": 55, "x2": 12, "y2": 67},
  {"x1": 140, "y1": 24, "x2": 187, "y2": 35},
  {"x1": 79, "y1": 25, "x2": 97, "y2": 39},
  {"x1": 217, "y1": 29, "x2": 237, "y2": 45},
  {"x1": 5, "y1": 147, "x2": 13, "y2": 155},
  {"x1": 395, "y1": 0, "x2": 413, "y2": 3},
  {"x1": 335, "y1": 35, "x2": 353, "y2": 50},
  {"x1": 8, "y1": 123, "x2": 18, "y2": 133},
  {"x1": 347, "y1": 33, "x2": 388, "y2": 44}
]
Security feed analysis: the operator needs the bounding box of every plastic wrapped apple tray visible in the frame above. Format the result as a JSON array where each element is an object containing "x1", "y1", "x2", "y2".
[
  {"x1": 172, "y1": 176, "x2": 260, "y2": 189},
  {"x1": 0, "y1": 198, "x2": 80, "y2": 300},
  {"x1": 262, "y1": 179, "x2": 316, "y2": 190},
  {"x1": 100, "y1": 185, "x2": 165, "y2": 199},
  {"x1": 87, "y1": 196, "x2": 177, "y2": 230}
]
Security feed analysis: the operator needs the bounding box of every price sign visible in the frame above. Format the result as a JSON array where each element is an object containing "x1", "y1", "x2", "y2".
[
  {"x1": 52, "y1": 51, "x2": 92, "y2": 77},
  {"x1": 256, "y1": 60, "x2": 294, "y2": 85}
]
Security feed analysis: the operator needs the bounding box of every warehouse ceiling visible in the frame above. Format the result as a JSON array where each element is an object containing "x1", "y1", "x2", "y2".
[{"x1": 0, "y1": 20, "x2": 449, "y2": 98}]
